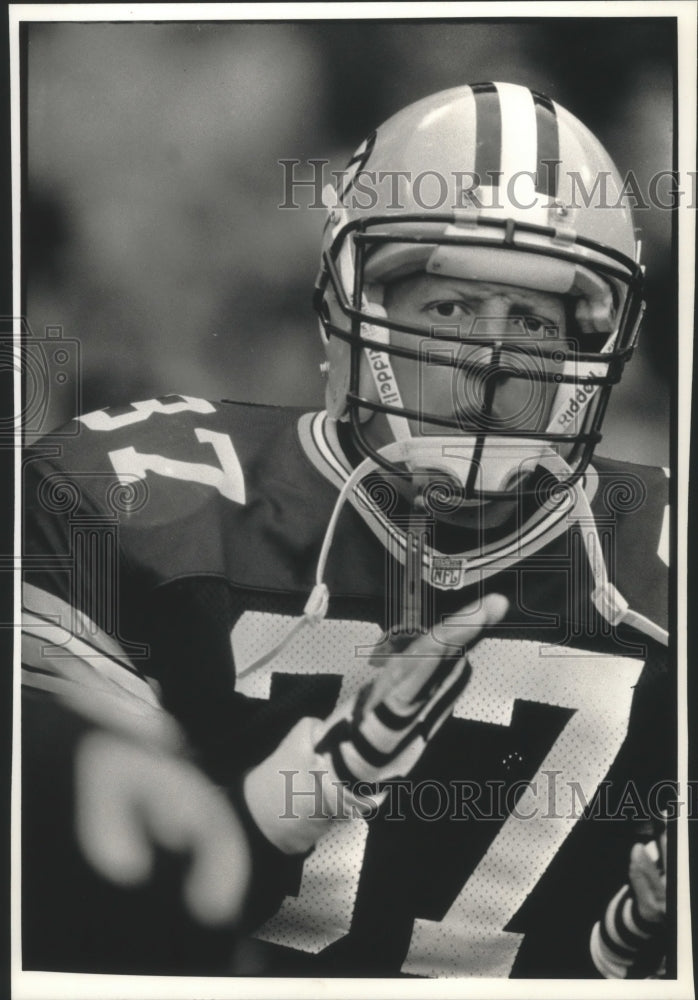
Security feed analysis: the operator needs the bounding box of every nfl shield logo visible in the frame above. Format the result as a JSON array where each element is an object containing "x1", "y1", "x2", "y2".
[{"x1": 431, "y1": 557, "x2": 466, "y2": 589}]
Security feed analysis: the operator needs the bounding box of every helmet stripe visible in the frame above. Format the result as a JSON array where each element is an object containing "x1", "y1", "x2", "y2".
[
  {"x1": 495, "y1": 82, "x2": 538, "y2": 192},
  {"x1": 471, "y1": 82, "x2": 501, "y2": 186},
  {"x1": 531, "y1": 90, "x2": 560, "y2": 197}
]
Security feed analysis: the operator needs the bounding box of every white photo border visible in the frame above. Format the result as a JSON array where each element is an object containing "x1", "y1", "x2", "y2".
[{"x1": 9, "y1": 3, "x2": 696, "y2": 999}]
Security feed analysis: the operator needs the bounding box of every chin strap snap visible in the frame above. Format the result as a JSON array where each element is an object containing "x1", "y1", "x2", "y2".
[
  {"x1": 303, "y1": 583, "x2": 330, "y2": 622},
  {"x1": 236, "y1": 456, "x2": 380, "y2": 680}
]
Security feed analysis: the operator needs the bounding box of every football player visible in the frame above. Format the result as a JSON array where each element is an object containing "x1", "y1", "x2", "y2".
[
  {"x1": 21, "y1": 613, "x2": 251, "y2": 974},
  {"x1": 21, "y1": 82, "x2": 671, "y2": 978}
]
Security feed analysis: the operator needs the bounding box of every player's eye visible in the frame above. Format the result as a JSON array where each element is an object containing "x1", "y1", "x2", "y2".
[
  {"x1": 427, "y1": 301, "x2": 473, "y2": 320},
  {"x1": 513, "y1": 313, "x2": 565, "y2": 341},
  {"x1": 517, "y1": 313, "x2": 560, "y2": 336},
  {"x1": 523, "y1": 314, "x2": 545, "y2": 334}
]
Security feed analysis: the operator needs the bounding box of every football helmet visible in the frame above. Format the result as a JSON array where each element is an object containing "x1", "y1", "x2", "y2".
[{"x1": 314, "y1": 82, "x2": 644, "y2": 508}]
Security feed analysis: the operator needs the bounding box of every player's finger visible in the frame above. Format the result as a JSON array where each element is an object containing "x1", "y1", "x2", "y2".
[
  {"x1": 74, "y1": 731, "x2": 154, "y2": 885},
  {"x1": 428, "y1": 593, "x2": 510, "y2": 651},
  {"x1": 122, "y1": 752, "x2": 251, "y2": 924},
  {"x1": 393, "y1": 593, "x2": 509, "y2": 665},
  {"x1": 367, "y1": 594, "x2": 507, "y2": 708},
  {"x1": 629, "y1": 843, "x2": 666, "y2": 922},
  {"x1": 630, "y1": 842, "x2": 665, "y2": 886},
  {"x1": 181, "y1": 802, "x2": 251, "y2": 925},
  {"x1": 658, "y1": 828, "x2": 667, "y2": 874},
  {"x1": 370, "y1": 593, "x2": 509, "y2": 667}
]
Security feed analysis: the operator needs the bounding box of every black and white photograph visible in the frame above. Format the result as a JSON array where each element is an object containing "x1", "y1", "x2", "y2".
[{"x1": 8, "y1": 3, "x2": 696, "y2": 997}]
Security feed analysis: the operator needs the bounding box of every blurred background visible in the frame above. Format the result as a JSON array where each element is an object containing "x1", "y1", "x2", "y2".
[{"x1": 23, "y1": 17, "x2": 674, "y2": 466}]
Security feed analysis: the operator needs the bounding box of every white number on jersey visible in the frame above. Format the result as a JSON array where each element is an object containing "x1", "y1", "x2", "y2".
[
  {"x1": 78, "y1": 395, "x2": 215, "y2": 430},
  {"x1": 77, "y1": 396, "x2": 246, "y2": 505},
  {"x1": 109, "y1": 429, "x2": 245, "y2": 504},
  {"x1": 232, "y1": 611, "x2": 643, "y2": 977},
  {"x1": 405, "y1": 638, "x2": 642, "y2": 977}
]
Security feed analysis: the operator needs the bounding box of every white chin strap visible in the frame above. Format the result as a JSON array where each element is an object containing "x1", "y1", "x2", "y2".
[{"x1": 238, "y1": 436, "x2": 668, "y2": 681}]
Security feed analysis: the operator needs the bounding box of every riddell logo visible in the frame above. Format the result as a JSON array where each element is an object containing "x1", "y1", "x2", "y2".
[
  {"x1": 431, "y1": 557, "x2": 467, "y2": 589},
  {"x1": 366, "y1": 348, "x2": 401, "y2": 407},
  {"x1": 555, "y1": 374, "x2": 599, "y2": 429}
]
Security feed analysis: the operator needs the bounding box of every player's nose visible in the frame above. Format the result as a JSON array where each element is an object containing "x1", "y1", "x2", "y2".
[{"x1": 469, "y1": 295, "x2": 520, "y2": 341}]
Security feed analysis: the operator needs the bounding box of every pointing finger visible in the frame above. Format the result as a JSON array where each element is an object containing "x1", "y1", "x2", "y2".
[
  {"x1": 366, "y1": 594, "x2": 508, "y2": 709},
  {"x1": 403, "y1": 593, "x2": 509, "y2": 659}
]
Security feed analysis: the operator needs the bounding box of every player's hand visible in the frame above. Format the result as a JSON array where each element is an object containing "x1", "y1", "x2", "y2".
[
  {"x1": 314, "y1": 593, "x2": 509, "y2": 788},
  {"x1": 74, "y1": 731, "x2": 251, "y2": 925},
  {"x1": 590, "y1": 828, "x2": 667, "y2": 979},
  {"x1": 629, "y1": 833, "x2": 666, "y2": 924},
  {"x1": 243, "y1": 593, "x2": 508, "y2": 854}
]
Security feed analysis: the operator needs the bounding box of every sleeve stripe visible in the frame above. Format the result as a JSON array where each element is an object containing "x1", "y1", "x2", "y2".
[
  {"x1": 600, "y1": 912, "x2": 639, "y2": 959},
  {"x1": 630, "y1": 894, "x2": 661, "y2": 936},
  {"x1": 419, "y1": 664, "x2": 471, "y2": 737},
  {"x1": 621, "y1": 896, "x2": 652, "y2": 940},
  {"x1": 592, "y1": 882, "x2": 665, "y2": 979},
  {"x1": 21, "y1": 667, "x2": 184, "y2": 751},
  {"x1": 330, "y1": 745, "x2": 360, "y2": 786},
  {"x1": 589, "y1": 923, "x2": 632, "y2": 979},
  {"x1": 23, "y1": 631, "x2": 130, "y2": 695},
  {"x1": 22, "y1": 612, "x2": 159, "y2": 706},
  {"x1": 373, "y1": 699, "x2": 423, "y2": 730},
  {"x1": 22, "y1": 582, "x2": 145, "y2": 674},
  {"x1": 22, "y1": 606, "x2": 143, "y2": 678},
  {"x1": 22, "y1": 664, "x2": 152, "y2": 714},
  {"x1": 351, "y1": 725, "x2": 401, "y2": 766},
  {"x1": 612, "y1": 893, "x2": 651, "y2": 948},
  {"x1": 600, "y1": 887, "x2": 639, "y2": 953},
  {"x1": 22, "y1": 635, "x2": 162, "y2": 716},
  {"x1": 590, "y1": 921, "x2": 632, "y2": 978}
]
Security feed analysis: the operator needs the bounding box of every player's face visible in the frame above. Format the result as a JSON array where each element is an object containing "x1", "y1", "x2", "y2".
[
  {"x1": 365, "y1": 273, "x2": 569, "y2": 448},
  {"x1": 359, "y1": 273, "x2": 571, "y2": 526}
]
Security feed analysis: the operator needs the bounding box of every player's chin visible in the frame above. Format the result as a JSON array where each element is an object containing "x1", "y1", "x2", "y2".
[
  {"x1": 427, "y1": 497, "x2": 517, "y2": 532},
  {"x1": 392, "y1": 470, "x2": 520, "y2": 532}
]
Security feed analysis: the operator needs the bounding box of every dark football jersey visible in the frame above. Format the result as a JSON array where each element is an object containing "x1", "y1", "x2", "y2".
[{"x1": 22, "y1": 395, "x2": 672, "y2": 979}]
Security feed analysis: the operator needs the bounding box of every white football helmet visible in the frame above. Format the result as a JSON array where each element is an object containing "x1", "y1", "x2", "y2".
[{"x1": 314, "y1": 82, "x2": 644, "y2": 510}]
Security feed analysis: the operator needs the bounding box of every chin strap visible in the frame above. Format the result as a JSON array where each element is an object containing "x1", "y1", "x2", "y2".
[
  {"x1": 236, "y1": 455, "x2": 378, "y2": 679},
  {"x1": 572, "y1": 481, "x2": 669, "y2": 646},
  {"x1": 238, "y1": 440, "x2": 667, "y2": 682}
]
